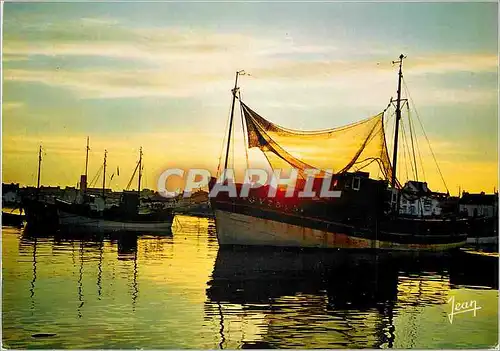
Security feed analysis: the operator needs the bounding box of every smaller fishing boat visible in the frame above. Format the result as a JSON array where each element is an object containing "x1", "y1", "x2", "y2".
[
  {"x1": 56, "y1": 147, "x2": 173, "y2": 232},
  {"x1": 21, "y1": 145, "x2": 60, "y2": 231},
  {"x1": 56, "y1": 193, "x2": 173, "y2": 232}
]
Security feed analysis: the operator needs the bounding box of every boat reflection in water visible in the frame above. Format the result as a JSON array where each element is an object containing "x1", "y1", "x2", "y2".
[
  {"x1": 18, "y1": 226, "x2": 170, "y2": 322},
  {"x1": 4, "y1": 215, "x2": 497, "y2": 349},
  {"x1": 205, "y1": 247, "x2": 496, "y2": 349}
]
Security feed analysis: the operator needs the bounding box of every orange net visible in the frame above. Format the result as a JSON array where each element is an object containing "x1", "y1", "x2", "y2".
[{"x1": 241, "y1": 102, "x2": 393, "y2": 181}]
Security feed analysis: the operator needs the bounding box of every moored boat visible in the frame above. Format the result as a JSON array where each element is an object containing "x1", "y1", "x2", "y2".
[
  {"x1": 56, "y1": 147, "x2": 173, "y2": 233},
  {"x1": 209, "y1": 57, "x2": 468, "y2": 251},
  {"x1": 21, "y1": 145, "x2": 60, "y2": 231},
  {"x1": 56, "y1": 192, "x2": 173, "y2": 232}
]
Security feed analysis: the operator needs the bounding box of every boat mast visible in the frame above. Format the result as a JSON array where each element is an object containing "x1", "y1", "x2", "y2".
[
  {"x1": 391, "y1": 54, "x2": 405, "y2": 189},
  {"x1": 85, "y1": 137, "x2": 90, "y2": 180},
  {"x1": 37, "y1": 145, "x2": 42, "y2": 189},
  {"x1": 102, "y1": 150, "x2": 107, "y2": 198},
  {"x1": 223, "y1": 70, "x2": 245, "y2": 176},
  {"x1": 83, "y1": 136, "x2": 90, "y2": 193},
  {"x1": 138, "y1": 147, "x2": 143, "y2": 196}
]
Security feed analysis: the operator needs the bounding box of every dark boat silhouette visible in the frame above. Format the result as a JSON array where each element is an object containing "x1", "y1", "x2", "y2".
[{"x1": 210, "y1": 57, "x2": 467, "y2": 250}]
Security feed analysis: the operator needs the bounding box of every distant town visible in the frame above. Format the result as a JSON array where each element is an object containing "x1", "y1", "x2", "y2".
[
  {"x1": 3, "y1": 181, "x2": 498, "y2": 220},
  {"x1": 2, "y1": 182, "x2": 212, "y2": 218}
]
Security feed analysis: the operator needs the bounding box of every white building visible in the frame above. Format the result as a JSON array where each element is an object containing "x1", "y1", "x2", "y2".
[
  {"x1": 459, "y1": 192, "x2": 498, "y2": 218},
  {"x1": 398, "y1": 181, "x2": 444, "y2": 217}
]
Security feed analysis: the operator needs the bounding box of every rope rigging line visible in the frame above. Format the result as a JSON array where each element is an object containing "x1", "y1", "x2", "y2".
[
  {"x1": 409, "y1": 104, "x2": 426, "y2": 182},
  {"x1": 402, "y1": 77, "x2": 449, "y2": 193},
  {"x1": 126, "y1": 161, "x2": 140, "y2": 190},
  {"x1": 90, "y1": 165, "x2": 103, "y2": 188},
  {"x1": 231, "y1": 96, "x2": 235, "y2": 171},
  {"x1": 216, "y1": 95, "x2": 234, "y2": 178},
  {"x1": 400, "y1": 121, "x2": 412, "y2": 183},
  {"x1": 406, "y1": 103, "x2": 419, "y2": 181},
  {"x1": 238, "y1": 92, "x2": 250, "y2": 171},
  {"x1": 403, "y1": 119, "x2": 417, "y2": 180},
  {"x1": 107, "y1": 172, "x2": 114, "y2": 189}
]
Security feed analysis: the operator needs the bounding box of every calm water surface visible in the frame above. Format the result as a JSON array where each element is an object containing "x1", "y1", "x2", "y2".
[{"x1": 2, "y1": 215, "x2": 498, "y2": 349}]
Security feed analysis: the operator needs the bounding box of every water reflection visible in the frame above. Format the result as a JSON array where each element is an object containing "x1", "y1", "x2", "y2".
[
  {"x1": 78, "y1": 241, "x2": 84, "y2": 318},
  {"x1": 30, "y1": 237, "x2": 37, "y2": 314},
  {"x1": 2, "y1": 217, "x2": 498, "y2": 349},
  {"x1": 115, "y1": 233, "x2": 138, "y2": 260},
  {"x1": 97, "y1": 241, "x2": 103, "y2": 300},
  {"x1": 17, "y1": 227, "x2": 163, "y2": 322},
  {"x1": 206, "y1": 248, "x2": 398, "y2": 348},
  {"x1": 205, "y1": 248, "x2": 492, "y2": 349}
]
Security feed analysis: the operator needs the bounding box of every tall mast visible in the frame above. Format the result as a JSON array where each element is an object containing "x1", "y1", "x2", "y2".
[
  {"x1": 223, "y1": 70, "x2": 245, "y2": 176},
  {"x1": 85, "y1": 136, "x2": 90, "y2": 179},
  {"x1": 138, "y1": 147, "x2": 143, "y2": 196},
  {"x1": 82, "y1": 136, "x2": 90, "y2": 193},
  {"x1": 102, "y1": 150, "x2": 107, "y2": 198},
  {"x1": 391, "y1": 54, "x2": 405, "y2": 189},
  {"x1": 37, "y1": 145, "x2": 42, "y2": 189}
]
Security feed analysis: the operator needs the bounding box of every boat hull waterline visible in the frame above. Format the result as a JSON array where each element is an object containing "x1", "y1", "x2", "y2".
[{"x1": 214, "y1": 209, "x2": 467, "y2": 251}]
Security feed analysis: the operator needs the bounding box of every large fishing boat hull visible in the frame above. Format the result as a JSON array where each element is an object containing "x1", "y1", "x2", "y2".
[
  {"x1": 58, "y1": 210, "x2": 173, "y2": 232},
  {"x1": 209, "y1": 170, "x2": 468, "y2": 251},
  {"x1": 213, "y1": 205, "x2": 467, "y2": 251}
]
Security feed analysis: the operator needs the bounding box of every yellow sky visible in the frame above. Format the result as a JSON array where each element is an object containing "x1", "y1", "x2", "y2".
[{"x1": 2, "y1": 2, "x2": 498, "y2": 194}]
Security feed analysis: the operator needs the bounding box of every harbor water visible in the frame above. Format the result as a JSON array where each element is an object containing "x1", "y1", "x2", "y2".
[{"x1": 2, "y1": 215, "x2": 498, "y2": 349}]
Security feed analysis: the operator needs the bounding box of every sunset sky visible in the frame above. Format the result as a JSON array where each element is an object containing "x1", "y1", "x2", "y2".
[{"x1": 2, "y1": 2, "x2": 498, "y2": 194}]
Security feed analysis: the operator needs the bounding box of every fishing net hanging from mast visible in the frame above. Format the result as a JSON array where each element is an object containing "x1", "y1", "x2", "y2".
[{"x1": 240, "y1": 101, "x2": 394, "y2": 182}]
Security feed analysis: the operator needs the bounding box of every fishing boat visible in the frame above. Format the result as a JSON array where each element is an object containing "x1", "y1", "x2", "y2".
[
  {"x1": 56, "y1": 147, "x2": 174, "y2": 232},
  {"x1": 209, "y1": 56, "x2": 468, "y2": 250},
  {"x1": 22, "y1": 145, "x2": 60, "y2": 231}
]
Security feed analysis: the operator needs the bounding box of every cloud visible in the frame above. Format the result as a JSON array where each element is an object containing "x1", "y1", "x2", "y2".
[
  {"x1": 4, "y1": 55, "x2": 497, "y2": 105},
  {"x1": 3, "y1": 16, "x2": 277, "y2": 65},
  {"x1": 4, "y1": 16, "x2": 497, "y2": 101},
  {"x1": 4, "y1": 68, "x2": 228, "y2": 98},
  {"x1": 412, "y1": 87, "x2": 498, "y2": 105},
  {"x1": 406, "y1": 54, "x2": 498, "y2": 75}
]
